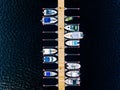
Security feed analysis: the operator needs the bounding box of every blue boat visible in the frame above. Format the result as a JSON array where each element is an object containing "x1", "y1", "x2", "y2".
[
  {"x1": 43, "y1": 56, "x2": 57, "y2": 63},
  {"x1": 42, "y1": 17, "x2": 57, "y2": 25},
  {"x1": 44, "y1": 71, "x2": 57, "y2": 77}
]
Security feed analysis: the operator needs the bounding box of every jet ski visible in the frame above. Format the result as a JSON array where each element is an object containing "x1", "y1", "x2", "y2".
[
  {"x1": 43, "y1": 56, "x2": 57, "y2": 63},
  {"x1": 64, "y1": 32, "x2": 84, "y2": 39},
  {"x1": 65, "y1": 78, "x2": 80, "y2": 86},
  {"x1": 65, "y1": 40, "x2": 80, "y2": 46},
  {"x1": 64, "y1": 24, "x2": 79, "y2": 31},
  {"x1": 43, "y1": 9, "x2": 57, "y2": 16},
  {"x1": 44, "y1": 71, "x2": 57, "y2": 77},
  {"x1": 66, "y1": 63, "x2": 81, "y2": 69},
  {"x1": 66, "y1": 71, "x2": 80, "y2": 77},
  {"x1": 42, "y1": 17, "x2": 57, "y2": 25},
  {"x1": 43, "y1": 48, "x2": 57, "y2": 55}
]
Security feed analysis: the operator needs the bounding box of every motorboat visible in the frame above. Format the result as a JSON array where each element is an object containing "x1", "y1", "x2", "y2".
[
  {"x1": 43, "y1": 56, "x2": 57, "y2": 63},
  {"x1": 64, "y1": 32, "x2": 84, "y2": 39},
  {"x1": 43, "y1": 9, "x2": 57, "y2": 16},
  {"x1": 43, "y1": 48, "x2": 57, "y2": 55},
  {"x1": 65, "y1": 17, "x2": 73, "y2": 22},
  {"x1": 65, "y1": 40, "x2": 80, "y2": 46},
  {"x1": 66, "y1": 71, "x2": 80, "y2": 77},
  {"x1": 65, "y1": 78, "x2": 80, "y2": 86},
  {"x1": 44, "y1": 71, "x2": 57, "y2": 77},
  {"x1": 42, "y1": 17, "x2": 57, "y2": 25},
  {"x1": 64, "y1": 24, "x2": 79, "y2": 31},
  {"x1": 66, "y1": 63, "x2": 81, "y2": 69}
]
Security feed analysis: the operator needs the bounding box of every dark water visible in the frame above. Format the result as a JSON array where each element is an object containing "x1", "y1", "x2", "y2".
[{"x1": 0, "y1": 0, "x2": 120, "y2": 90}]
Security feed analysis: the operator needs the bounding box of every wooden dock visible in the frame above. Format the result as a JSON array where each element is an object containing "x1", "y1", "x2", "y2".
[{"x1": 58, "y1": 0, "x2": 65, "y2": 90}]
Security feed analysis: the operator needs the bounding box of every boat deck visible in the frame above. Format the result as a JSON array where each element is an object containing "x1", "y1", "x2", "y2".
[{"x1": 58, "y1": 0, "x2": 65, "y2": 90}]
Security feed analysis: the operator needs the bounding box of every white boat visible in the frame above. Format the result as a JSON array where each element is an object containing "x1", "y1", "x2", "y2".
[
  {"x1": 43, "y1": 9, "x2": 57, "y2": 16},
  {"x1": 64, "y1": 24, "x2": 79, "y2": 31},
  {"x1": 66, "y1": 63, "x2": 81, "y2": 69},
  {"x1": 65, "y1": 78, "x2": 80, "y2": 86},
  {"x1": 42, "y1": 17, "x2": 57, "y2": 25},
  {"x1": 64, "y1": 32, "x2": 84, "y2": 39},
  {"x1": 43, "y1": 48, "x2": 57, "y2": 55},
  {"x1": 44, "y1": 71, "x2": 57, "y2": 77},
  {"x1": 65, "y1": 40, "x2": 80, "y2": 46},
  {"x1": 66, "y1": 71, "x2": 80, "y2": 77},
  {"x1": 43, "y1": 56, "x2": 57, "y2": 63}
]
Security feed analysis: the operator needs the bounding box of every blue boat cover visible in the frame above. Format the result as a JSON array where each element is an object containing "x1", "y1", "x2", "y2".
[
  {"x1": 44, "y1": 17, "x2": 51, "y2": 23},
  {"x1": 46, "y1": 71, "x2": 50, "y2": 76},
  {"x1": 44, "y1": 57, "x2": 50, "y2": 62}
]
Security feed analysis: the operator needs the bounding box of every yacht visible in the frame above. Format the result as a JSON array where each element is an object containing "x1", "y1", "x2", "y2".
[
  {"x1": 65, "y1": 78, "x2": 80, "y2": 86},
  {"x1": 64, "y1": 24, "x2": 79, "y2": 31},
  {"x1": 66, "y1": 63, "x2": 81, "y2": 69},
  {"x1": 43, "y1": 48, "x2": 57, "y2": 55},
  {"x1": 43, "y1": 9, "x2": 57, "y2": 16},
  {"x1": 66, "y1": 71, "x2": 80, "y2": 77},
  {"x1": 65, "y1": 40, "x2": 80, "y2": 46},
  {"x1": 64, "y1": 32, "x2": 84, "y2": 39}
]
